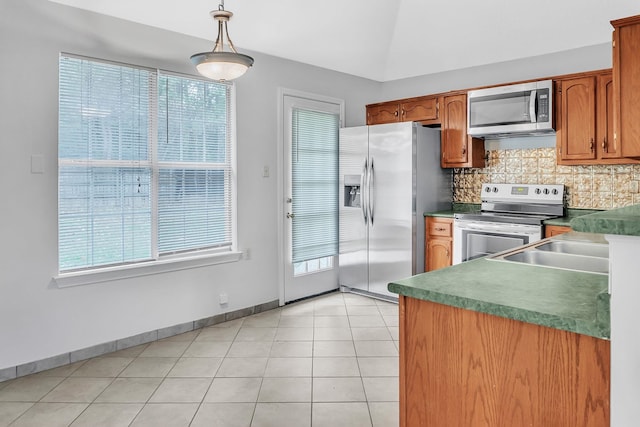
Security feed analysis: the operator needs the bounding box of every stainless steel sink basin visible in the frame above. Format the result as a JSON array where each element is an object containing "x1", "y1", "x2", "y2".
[
  {"x1": 502, "y1": 251, "x2": 609, "y2": 275},
  {"x1": 534, "y1": 241, "x2": 609, "y2": 258},
  {"x1": 488, "y1": 236, "x2": 609, "y2": 275}
]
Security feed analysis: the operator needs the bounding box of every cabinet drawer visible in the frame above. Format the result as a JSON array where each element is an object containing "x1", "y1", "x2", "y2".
[{"x1": 427, "y1": 218, "x2": 452, "y2": 237}]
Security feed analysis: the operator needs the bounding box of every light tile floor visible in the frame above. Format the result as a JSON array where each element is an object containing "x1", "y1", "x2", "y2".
[{"x1": 0, "y1": 292, "x2": 399, "y2": 427}]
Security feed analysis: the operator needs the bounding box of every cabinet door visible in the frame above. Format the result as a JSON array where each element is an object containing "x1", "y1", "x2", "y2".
[
  {"x1": 401, "y1": 97, "x2": 438, "y2": 123},
  {"x1": 426, "y1": 238, "x2": 452, "y2": 271},
  {"x1": 441, "y1": 94, "x2": 484, "y2": 168},
  {"x1": 367, "y1": 103, "x2": 399, "y2": 125},
  {"x1": 558, "y1": 77, "x2": 597, "y2": 161},
  {"x1": 598, "y1": 73, "x2": 619, "y2": 159},
  {"x1": 441, "y1": 95, "x2": 467, "y2": 166},
  {"x1": 544, "y1": 225, "x2": 571, "y2": 238},
  {"x1": 612, "y1": 17, "x2": 640, "y2": 158}
]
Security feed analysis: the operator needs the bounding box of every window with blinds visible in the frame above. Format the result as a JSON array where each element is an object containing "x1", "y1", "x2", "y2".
[
  {"x1": 58, "y1": 55, "x2": 234, "y2": 272},
  {"x1": 290, "y1": 108, "x2": 339, "y2": 265}
]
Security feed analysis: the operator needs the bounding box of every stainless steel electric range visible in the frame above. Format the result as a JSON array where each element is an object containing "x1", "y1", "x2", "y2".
[{"x1": 453, "y1": 183, "x2": 565, "y2": 264}]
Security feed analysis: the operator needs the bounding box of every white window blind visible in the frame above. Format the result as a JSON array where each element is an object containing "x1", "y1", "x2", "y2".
[
  {"x1": 157, "y1": 74, "x2": 233, "y2": 255},
  {"x1": 291, "y1": 107, "x2": 339, "y2": 263},
  {"x1": 58, "y1": 55, "x2": 234, "y2": 272}
]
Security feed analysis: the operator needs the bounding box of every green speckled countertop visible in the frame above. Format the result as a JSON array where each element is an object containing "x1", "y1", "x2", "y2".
[
  {"x1": 543, "y1": 208, "x2": 602, "y2": 227},
  {"x1": 388, "y1": 238, "x2": 610, "y2": 339},
  {"x1": 424, "y1": 203, "x2": 479, "y2": 218},
  {"x1": 571, "y1": 204, "x2": 640, "y2": 236}
]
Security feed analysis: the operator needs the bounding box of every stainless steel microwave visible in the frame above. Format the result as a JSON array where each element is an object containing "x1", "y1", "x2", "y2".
[{"x1": 467, "y1": 80, "x2": 554, "y2": 137}]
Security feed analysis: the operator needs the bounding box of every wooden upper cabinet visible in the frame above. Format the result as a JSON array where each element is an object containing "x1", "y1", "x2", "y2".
[
  {"x1": 556, "y1": 71, "x2": 636, "y2": 165},
  {"x1": 401, "y1": 96, "x2": 440, "y2": 124},
  {"x1": 441, "y1": 94, "x2": 484, "y2": 168},
  {"x1": 598, "y1": 73, "x2": 619, "y2": 158},
  {"x1": 366, "y1": 96, "x2": 441, "y2": 125},
  {"x1": 557, "y1": 76, "x2": 597, "y2": 162},
  {"x1": 612, "y1": 15, "x2": 640, "y2": 158},
  {"x1": 366, "y1": 102, "x2": 399, "y2": 125}
]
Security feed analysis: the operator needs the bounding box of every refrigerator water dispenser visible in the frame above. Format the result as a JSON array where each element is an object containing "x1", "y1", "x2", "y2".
[{"x1": 344, "y1": 175, "x2": 361, "y2": 207}]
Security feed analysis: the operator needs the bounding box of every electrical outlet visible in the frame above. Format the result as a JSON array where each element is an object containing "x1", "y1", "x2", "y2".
[
  {"x1": 244, "y1": 249, "x2": 251, "y2": 260},
  {"x1": 263, "y1": 166, "x2": 270, "y2": 178},
  {"x1": 219, "y1": 293, "x2": 228, "y2": 305}
]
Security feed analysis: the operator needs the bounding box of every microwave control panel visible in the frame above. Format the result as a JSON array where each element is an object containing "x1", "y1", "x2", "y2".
[{"x1": 537, "y1": 89, "x2": 550, "y2": 122}]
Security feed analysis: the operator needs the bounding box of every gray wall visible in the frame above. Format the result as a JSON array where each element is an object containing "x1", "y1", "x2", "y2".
[
  {"x1": 0, "y1": 0, "x2": 613, "y2": 370},
  {"x1": 0, "y1": 0, "x2": 380, "y2": 369},
  {"x1": 380, "y1": 43, "x2": 612, "y2": 101}
]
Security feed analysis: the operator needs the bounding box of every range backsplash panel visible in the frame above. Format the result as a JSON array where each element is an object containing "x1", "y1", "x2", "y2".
[{"x1": 453, "y1": 148, "x2": 640, "y2": 209}]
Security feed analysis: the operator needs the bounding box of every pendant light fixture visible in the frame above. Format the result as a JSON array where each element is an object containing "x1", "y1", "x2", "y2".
[{"x1": 190, "y1": 1, "x2": 254, "y2": 81}]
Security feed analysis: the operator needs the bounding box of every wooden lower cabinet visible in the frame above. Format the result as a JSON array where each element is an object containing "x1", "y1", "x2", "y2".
[
  {"x1": 425, "y1": 217, "x2": 453, "y2": 271},
  {"x1": 399, "y1": 296, "x2": 610, "y2": 427},
  {"x1": 545, "y1": 224, "x2": 571, "y2": 237}
]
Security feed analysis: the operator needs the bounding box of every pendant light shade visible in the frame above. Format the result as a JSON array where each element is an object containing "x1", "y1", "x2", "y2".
[{"x1": 191, "y1": 2, "x2": 254, "y2": 81}]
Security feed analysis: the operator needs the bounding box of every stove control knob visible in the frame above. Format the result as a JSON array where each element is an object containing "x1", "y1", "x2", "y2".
[
  {"x1": 543, "y1": 188, "x2": 550, "y2": 195},
  {"x1": 492, "y1": 187, "x2": 498, "y2": 193},
  {"x1": 535, "y1": 188, "x2": 541, "y2": 195},
  {"x1": 485, "y1": 187, "x2": 492, "y2": 193},
  {"x1": 552, "y1": 188, "x2": 559, "y2": 195}
]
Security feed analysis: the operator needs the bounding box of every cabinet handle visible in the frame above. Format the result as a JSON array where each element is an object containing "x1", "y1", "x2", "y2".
[
  {"x1": 462, "y1": 145, "x2": 467, "y2": 155},
  {"x1": 434, "y1": 227, "x2": 446, "y2": 232},
  {"x1": 602, "y1": 138, "x2": 608, "y2": 152},
  {"x1": 589, "y1": 138, "x2": 594, "y2": 152},
  {"x1": 394, "y1": 110, "x2": 399, "y2": 117},
  {"x1": 446, "y1": 249, "x2": 450, "y2": 258}
]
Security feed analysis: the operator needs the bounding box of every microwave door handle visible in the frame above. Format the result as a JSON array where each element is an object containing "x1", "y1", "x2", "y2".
[{"x1": 529, "y1": 90, "x2": 537, "y2": 123}]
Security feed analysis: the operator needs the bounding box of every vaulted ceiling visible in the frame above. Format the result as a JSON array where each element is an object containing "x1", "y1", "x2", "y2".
[{"x1": 49, "y1": 0, "x2": 640, "y2": 82}]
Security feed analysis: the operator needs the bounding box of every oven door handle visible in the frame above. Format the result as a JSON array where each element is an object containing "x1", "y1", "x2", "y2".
[{"x1": 455, "y1": 222, "x2": 539, "y2": 234}]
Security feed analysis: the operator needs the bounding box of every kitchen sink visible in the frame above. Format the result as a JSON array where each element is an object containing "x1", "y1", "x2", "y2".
[
  {"x1": 489, "y1": 235, "x2": 609, "y2": 275},
  {"x1": 534, "y1": 241, "x2": 609, "y2": 258},
  {"x1": 502, "y1": 251, "x2": 609, "y2": 275}
]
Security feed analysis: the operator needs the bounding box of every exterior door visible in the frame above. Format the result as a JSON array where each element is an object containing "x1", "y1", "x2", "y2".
[{"x1": 282, "y1": 93, "x2": 343, "y2": 303}]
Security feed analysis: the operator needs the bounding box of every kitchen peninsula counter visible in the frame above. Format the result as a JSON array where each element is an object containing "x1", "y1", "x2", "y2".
[
  {"x1": 571, "y1": 203, "x2": 640, "y2": 236},
  {"x1": 390, "y1": 235, "x2": 611, "y2": 426},
  {"x1": 388, "y1": 254, "x2": 610, "y2": 339}
]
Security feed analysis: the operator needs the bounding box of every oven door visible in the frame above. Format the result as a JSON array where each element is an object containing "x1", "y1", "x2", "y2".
[{"x1": 453, "y1": 219, "x2": 542, "y2": 264}]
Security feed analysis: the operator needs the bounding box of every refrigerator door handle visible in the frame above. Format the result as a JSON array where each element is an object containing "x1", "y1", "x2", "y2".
[
  {"x1": 361, "y1": 158, "x2": 368, "y2": 225},
  {"x1": 369, "y1": 157, "x2": 375, "y2": 226}
]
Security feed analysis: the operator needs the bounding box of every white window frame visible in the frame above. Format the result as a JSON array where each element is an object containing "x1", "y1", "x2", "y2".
[{"x1": 54, "y1": 54, "x2": 241, "y2": 288}]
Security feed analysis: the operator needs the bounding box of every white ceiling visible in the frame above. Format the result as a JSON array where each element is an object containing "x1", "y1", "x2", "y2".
[{"x1": 49, "y1": 0, "x2": 640, "y2": 82}]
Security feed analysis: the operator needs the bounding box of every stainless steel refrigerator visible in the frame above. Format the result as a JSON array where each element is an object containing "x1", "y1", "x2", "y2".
[{"x1": 339, "y1": 122, "x2": 451, "y2": 300}]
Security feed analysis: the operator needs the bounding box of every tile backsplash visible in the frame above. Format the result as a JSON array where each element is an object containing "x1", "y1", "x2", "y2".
[{"x1": 453, "y1": 148, "x2": 640, "y2": 209}]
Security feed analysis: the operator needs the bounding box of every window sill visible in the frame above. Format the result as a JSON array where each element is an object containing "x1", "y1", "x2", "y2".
[{"x1": 53, "y1": 250, "x2": 244, "y2": 288}]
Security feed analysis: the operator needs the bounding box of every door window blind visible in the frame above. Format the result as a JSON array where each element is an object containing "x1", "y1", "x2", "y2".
[
  {"x1": 291, "y1": 108, "x2": 339, "y2": 263},
  {"x1": 58, "y1": 55, "x2": 234, "y2": 272}
]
